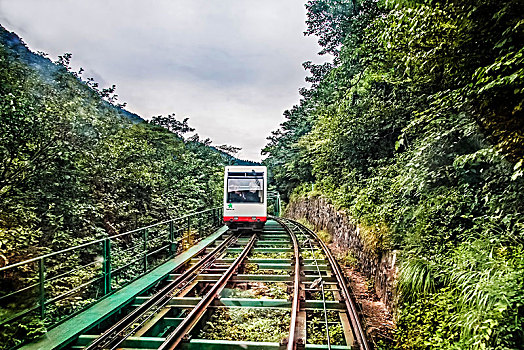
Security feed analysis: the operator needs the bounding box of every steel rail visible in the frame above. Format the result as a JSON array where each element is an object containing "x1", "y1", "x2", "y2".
[
  {"x1": 300, "y1": 224, "x2": 332, "y2": 349},
  {"x1": 292, "y1": 220, "x2": 371, "y2": 350},
  {"x1": 271, "y1": 217, "x2": 301, "y2": 350},
  {"x1": 157, "y1": 233, "x2": 258, "y2": 350},
  {"x1": 84, "y1": 232, "x2": 238, "y2": 350}
]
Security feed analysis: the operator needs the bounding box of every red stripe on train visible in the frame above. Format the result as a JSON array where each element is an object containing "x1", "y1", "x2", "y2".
[{"x1": 223, "y1": 216, "x2": 267, "y2": 223}]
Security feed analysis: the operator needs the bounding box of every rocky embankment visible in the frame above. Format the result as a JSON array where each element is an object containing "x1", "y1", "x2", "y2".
[{"x1": 285, "y1": 196, "x2": 397, "y2": 341}]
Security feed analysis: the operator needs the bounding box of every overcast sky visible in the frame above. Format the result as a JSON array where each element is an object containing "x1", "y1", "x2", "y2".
[{"x1": 0, "y1": 0, "x2": 326, "y2": 161}]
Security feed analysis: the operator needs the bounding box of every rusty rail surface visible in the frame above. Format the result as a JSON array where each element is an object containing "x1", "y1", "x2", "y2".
[
  {"x1": 74, "y1": 218, "x2": 368, "y2": 350},
  {"x1": 158, "y1": 233, "x2": 258, "y2": 350},
  {"x1": 84, "y1": 232, "x2": 239, "y2": 350},
  {"x1": 272, "y1": 216, "x2": 302, "y2": 350},
  {"x1": 290, "y1": 219, "x2": 371, "y2": 350}
]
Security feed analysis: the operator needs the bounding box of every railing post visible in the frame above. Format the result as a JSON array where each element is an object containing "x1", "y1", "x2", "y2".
[
  {"x1": 277, "y1": 193, "x2": 281, "y2": 217},
  {"x1": 38, "y1": 258, "x2": 45, "y2": 319},
  {"x1": 198, "y1": 214, "x2": 201, "y2": 238},
  {"x1": 143, "y1": 229, "x2": 148, "y2": 273},
  {"x1": 103, "y1": 238, "x2": 111, "y2": 295},
  {"x1": 169, "y1": 220, "x2": 176, "y2": 256}
]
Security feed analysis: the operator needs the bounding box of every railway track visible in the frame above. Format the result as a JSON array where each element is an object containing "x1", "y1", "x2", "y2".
[{"x1": 72, "y1": 218, "x2": 369, "y2": 350}]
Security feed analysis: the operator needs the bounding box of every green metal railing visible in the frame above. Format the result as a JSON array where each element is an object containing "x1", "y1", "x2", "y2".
[
  {"x1": 267, "y1": 191, "x2": 281, "y2": 217},
  {"x1": 0, "y1": 207, "x2": 223, "y2": 330}
]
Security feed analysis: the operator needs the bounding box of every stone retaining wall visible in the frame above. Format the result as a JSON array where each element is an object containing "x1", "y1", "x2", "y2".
[{"x1": 285, "y1": 196, "x2": 397, "y2": 310}]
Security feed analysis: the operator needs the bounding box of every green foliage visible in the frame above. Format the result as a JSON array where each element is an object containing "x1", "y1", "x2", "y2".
[
  {"x1": 444, "y1": 239, "x2": 524, "y2": 349},
  {"x1": 244, "y1": 263, "x2": 288, "y2": 276},
  {"x1": 397, "y1": 258, "x2": 435, "y2": 302},
  {"x1": 297, "y1": 217, "x2": 333, "y2": 243},
  {"x1": 316, "y1": 229, "x2": 332, "y2": 244},
  {"x1": 301, "y1": 248, "x2": 326, "y2": 260},
  {"x1": 339, "y1": 251, "x2": 358, "y2": 268},
  {"x1": 249, "y1": 251, "x2": 293, "y2": 259},
  {"x1": 221, "y1": 283, "x2": 289, "y2": 300},
  {"x1": 150, "y1": 113, "x2": 194, "y2": 138},
  {"x1": 307, "y1": 311, "x2": 346, "y2": 345},
  {"x1": 264, "y1": 0, "x2": 524, "y2": 348},
  {"x1": 0, "y1": 317, "x2": 46, "y2": 349},
  {"x1": 0, "y1": 28, "x2": 224, "y2": 252},
  {"x1": 395, "y1": 287, "x2": 461, "y2": 349},
  {"x1": 0, "y1": 26, "x2": 226, "y2": 348},
  {"x1": 199, "y1": 308, "x2": 290, "y2": 343}
]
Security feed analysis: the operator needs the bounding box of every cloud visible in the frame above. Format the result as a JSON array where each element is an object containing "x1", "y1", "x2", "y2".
[{"x1": 0, "y1": 0, "x2": 326, "y2": 161}]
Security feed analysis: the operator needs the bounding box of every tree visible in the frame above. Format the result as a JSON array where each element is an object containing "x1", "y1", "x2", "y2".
[{"x1": 150, "y1": 114, "x2": 195, "y2": 138}]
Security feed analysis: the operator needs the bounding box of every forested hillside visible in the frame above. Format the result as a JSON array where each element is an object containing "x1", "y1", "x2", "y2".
[
  {"x1": 263, "y1": 0, "x2": 524, "y2": 349},
  {"x1": 0, "y1": 25, "x2": 226, "y2": 265}
]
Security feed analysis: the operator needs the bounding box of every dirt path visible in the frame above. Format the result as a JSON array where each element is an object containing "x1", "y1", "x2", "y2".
[{"x1": 329, "y1": 243, "x2": 396, "y2": 347}]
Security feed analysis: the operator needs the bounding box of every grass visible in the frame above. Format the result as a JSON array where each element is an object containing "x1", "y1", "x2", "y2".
[
  {"x1": 398, "y1": 258, "x2": 435, "y2": 302},
  {"x1": 199, "y1": 308, "x2": 290, "y2": 342},
  {"x1": 307, "y1": 311, "x2": 346, "y2": 345}
]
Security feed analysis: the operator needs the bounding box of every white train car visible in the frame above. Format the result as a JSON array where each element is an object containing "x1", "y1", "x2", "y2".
[{"x1": 223, "y1": 165, "x2": 267, "y2": 230}]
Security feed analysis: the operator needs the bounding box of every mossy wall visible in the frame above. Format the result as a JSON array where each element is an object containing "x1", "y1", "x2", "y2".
[{"x1": 285, "y1": 196, "x2": 397, "y2": 309}]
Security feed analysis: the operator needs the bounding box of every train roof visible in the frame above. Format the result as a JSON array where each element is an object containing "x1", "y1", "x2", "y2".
[{"x1": 225, "y1": 165, "x2": 267, "y2": 172}]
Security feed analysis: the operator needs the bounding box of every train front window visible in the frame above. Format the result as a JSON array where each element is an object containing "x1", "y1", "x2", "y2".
[{"x1": 227, "y1": 178, "x2": 264, "y2": 203}]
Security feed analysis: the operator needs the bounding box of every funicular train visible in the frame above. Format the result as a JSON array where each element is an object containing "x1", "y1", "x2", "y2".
[{"x1": 223, "y1": 165, "x2": 267, "y2": 230}]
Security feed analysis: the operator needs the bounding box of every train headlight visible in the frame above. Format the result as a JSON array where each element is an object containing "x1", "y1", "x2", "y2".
[{"x1": 234, "y1": 216, "x2": 238, "y2": 221}]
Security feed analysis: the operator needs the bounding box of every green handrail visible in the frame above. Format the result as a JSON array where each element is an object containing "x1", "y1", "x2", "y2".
[
  {"x1": 267, "y1": 191, "x2": 281, "y2": 217},
  {"x1": 0, "y1": 207, "x2": 223, "y2": 331}
]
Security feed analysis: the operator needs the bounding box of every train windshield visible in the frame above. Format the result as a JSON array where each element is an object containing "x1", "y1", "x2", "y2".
[{"x1": 227, "y1": 177, "x2": 264, "y2": 203}]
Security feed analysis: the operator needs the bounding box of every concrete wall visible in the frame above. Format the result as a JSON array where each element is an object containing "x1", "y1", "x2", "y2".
[{"x1": 285, "y1": 196, "x2": 397, "y2": 309}]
